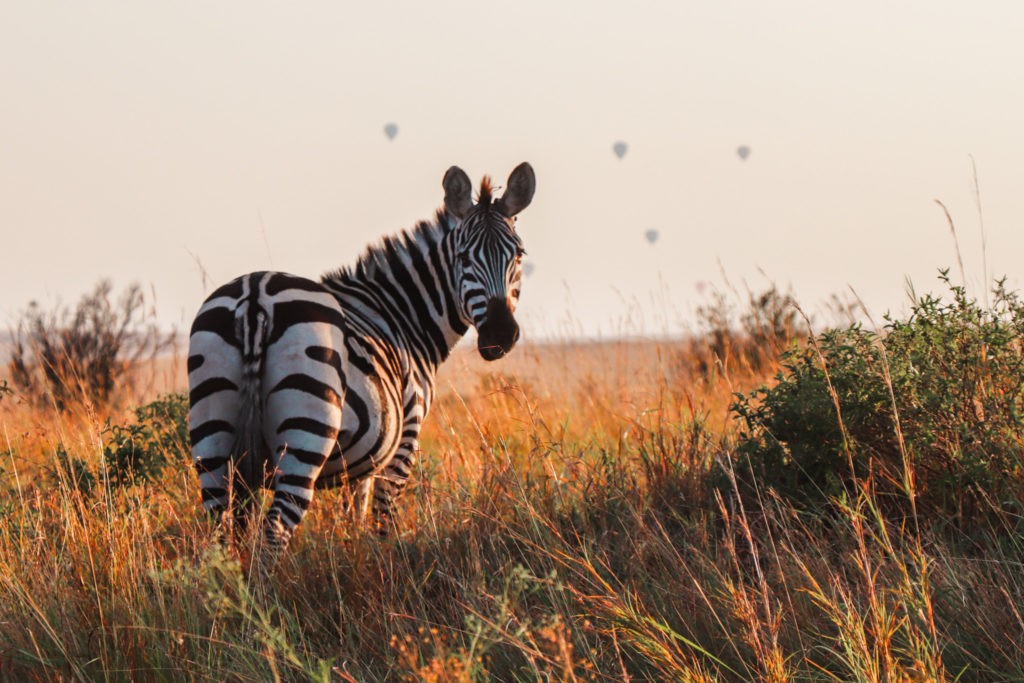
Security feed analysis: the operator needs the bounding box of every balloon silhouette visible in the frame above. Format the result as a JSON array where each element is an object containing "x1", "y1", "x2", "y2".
[
  {"x1": 737, "y1": 145, "x2": 750, "y2": 160},
  {"x1": 644, "y1": 229, "x2": 659, "y2": 244},
  {"x1": 612, "y1": 141, "x2": 628, "y2": 159},
  {"x1": 522, "y1": 261, "x2": 536, "y2": 278},
  {"x1": 383, "y1": 123, "x2": 399, "y2": 140}
]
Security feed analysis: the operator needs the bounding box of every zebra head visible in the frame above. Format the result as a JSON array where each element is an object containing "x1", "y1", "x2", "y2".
[{"x1": 443, "y1": 162, "x2": 536, "y2": 361}]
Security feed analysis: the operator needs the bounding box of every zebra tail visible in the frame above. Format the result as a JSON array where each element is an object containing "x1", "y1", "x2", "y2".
[{"x1": 232, "y1": 304, "x2": 270, "y2": 499}]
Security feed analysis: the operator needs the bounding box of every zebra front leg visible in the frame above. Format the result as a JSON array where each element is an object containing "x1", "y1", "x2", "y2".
[
  {"x1": 371, "y1": 438, "x2": 419, "y2": 535},
  {"x1": 351, "y1": 477, "x2": 374, "y2": 523},
  {"x1": 371, "y1": 390, "x2": 425, "y2": 535}
]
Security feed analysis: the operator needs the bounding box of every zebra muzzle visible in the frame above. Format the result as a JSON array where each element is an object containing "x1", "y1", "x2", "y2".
[{"x1": 477, "y1": 298, "x2": 519, "y2": 361}]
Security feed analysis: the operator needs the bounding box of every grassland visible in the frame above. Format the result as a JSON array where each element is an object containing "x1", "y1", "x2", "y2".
[{"x1": 2, "y1": 287, "x2": 1024, "y2": 681}]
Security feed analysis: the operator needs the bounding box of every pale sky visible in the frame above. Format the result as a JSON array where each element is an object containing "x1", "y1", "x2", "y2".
[{"x1": 3, "y1": 2, "x2": 1024, "y2": 340}]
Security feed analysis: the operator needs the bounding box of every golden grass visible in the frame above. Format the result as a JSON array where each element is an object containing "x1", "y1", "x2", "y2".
[{"x1": 0, "y1": 336, "x2": 1021, "y2": 681}]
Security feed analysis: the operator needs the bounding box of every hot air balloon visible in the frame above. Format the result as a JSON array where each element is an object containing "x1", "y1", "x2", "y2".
[
  {"x1": 522, "y1": 261, "x2": 536, "y2": 278},
  {"x1": 612, "y1": 141, "x2": 628, "y2": 159},
  {"x1": 644, "y1": 229, "x2": 659, "y2": 244},
  {"x1": 383, "y1": 123, "x2": 399, "y2": 140},
  {"x1": 736, "y1": 145, "x2": 750, "y2": 160}
]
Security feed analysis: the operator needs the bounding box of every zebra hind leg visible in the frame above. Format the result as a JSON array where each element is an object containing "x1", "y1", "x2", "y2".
[
  {"x1": 256, "y1": 444, "x2": 335, "y2": 575},
  {"x1": 192, "y1": 452, "x2": 238, "y2": 546},
  {"x1": 195, "y1": 465, "x2": 258, "y2": 552},
  {"x1": 227, "y1": 445, "x2": 271, "y2": 540}
]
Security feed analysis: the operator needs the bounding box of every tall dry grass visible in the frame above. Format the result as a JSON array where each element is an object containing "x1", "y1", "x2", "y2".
[{"x1": 0, "y1": 294, "x2": 1022, "y2": 681}]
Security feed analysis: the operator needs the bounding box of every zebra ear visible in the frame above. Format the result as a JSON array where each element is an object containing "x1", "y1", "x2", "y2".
[
  {"x1": 443, "y1": 166, "x2": 473, "y2": 220},
  {"x1": 495, "y1": 162, "x2": 535, "y2": 218}
]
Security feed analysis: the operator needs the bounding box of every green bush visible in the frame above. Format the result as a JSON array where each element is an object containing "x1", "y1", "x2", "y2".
[
  {"x1": 103, "y1": 392, "x2": 189, "y2": 486},
  {"x1": 52, "y1": 446, "x2": 98, "y2": 496},
  {"x1": 731, "y1": 272, "x2": 1024, "y2": 525}
]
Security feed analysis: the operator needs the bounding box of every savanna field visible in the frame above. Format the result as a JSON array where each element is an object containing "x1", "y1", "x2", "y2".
[{"x1": 5, "y1": 276, "x2": 1024, "y2": 681}]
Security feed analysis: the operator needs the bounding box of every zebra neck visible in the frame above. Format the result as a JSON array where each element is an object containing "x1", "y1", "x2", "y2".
[
  {"x1": 395, "y1": 233, "x2": 469, "y2": 372},
  {"x1": 321, "y1": 210, "x2": 469, "y2": 372}
]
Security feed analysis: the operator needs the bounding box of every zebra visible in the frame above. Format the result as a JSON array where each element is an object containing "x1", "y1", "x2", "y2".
[{"x1": 187, "y1": 162, "x2": 535, "y2": 564}]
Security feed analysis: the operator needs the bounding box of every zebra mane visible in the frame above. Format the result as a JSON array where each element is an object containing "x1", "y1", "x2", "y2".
[
  {"x1": 477, "y1": 176, "x2": 494, "y2": 207},
  {"x1": 321, "y1": 208, "x2": 455, "y2": 286}
]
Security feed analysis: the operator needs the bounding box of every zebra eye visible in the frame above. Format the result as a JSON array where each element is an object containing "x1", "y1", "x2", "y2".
[{"x1": 459, "y1": 253, "x2": 471, "y2": 267}]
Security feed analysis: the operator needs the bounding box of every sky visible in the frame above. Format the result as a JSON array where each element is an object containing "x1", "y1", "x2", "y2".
[{"x1": 3, "y1": 1, "x2": 1024, "y2": 341}]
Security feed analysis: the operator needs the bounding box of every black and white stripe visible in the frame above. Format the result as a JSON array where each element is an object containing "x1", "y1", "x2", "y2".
[{"x1": 188, "y1": 163, "x2": 535, "y2": 563}]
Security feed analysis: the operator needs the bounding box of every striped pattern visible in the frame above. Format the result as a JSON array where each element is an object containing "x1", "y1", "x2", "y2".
[{"x1": 188, "y1": 163, "x2": 535, "y2": 565}]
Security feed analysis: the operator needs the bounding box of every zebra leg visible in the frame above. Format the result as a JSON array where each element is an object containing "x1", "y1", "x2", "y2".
[
  {"x1": 351, "y1": 476, "x2": 374, "y2": 523},
  {"x1": 372, "y1": 438, "x2": 419, "y2": 534},
  {"x1": 228, "y1": 444, "x2": 268, "y2": 536},
  {"x1": 188, "y1": 345, "x2": 244, "y2": 532},
  {"x1": 257, "y1": 313, "x2": 346, "y2": 569},
  {"x1": 259, "y1": 423, "x2": 340, "y2": 570},
  {"x1": 372, "y1": 391, "x2": 425, "y2": 534}
]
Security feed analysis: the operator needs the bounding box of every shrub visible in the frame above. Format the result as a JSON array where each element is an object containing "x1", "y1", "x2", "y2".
[
  {"x1": 8, "y1": 280, "x2": 176, "y2": 409},
  {"x1": 103, "y1": 392, "x2": 189, "y2": 486},
  {"x1": 731, "y1": 272, "x2": 1024, "y2": 526},
  {"x1": 688, "y1": 285, "x2": 804, "y2": 377},
  {"x1": 51, "y1": 446, "x2": 98, "y2": 496}
]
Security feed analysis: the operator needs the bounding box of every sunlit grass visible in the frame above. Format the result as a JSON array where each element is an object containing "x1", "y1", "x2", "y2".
[{"x1": 1, "y1": 295, "x2": 1023, "y2": 681}]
